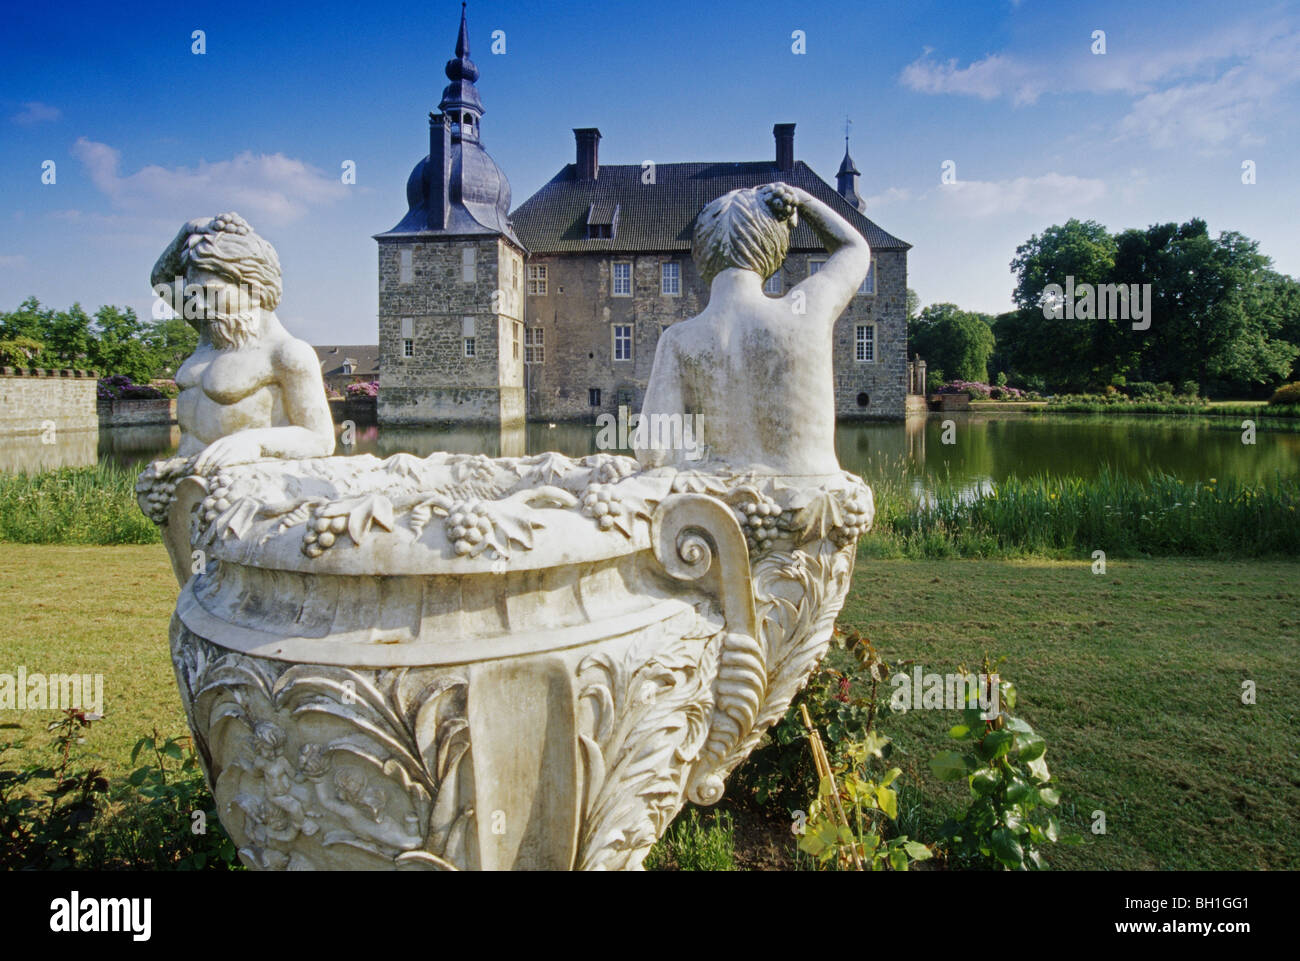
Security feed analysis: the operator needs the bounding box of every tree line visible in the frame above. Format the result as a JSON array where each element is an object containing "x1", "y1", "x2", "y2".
[
  {"x1": 910, "y1": 218, "x2": 1300, "y2": 397},
  {"x1": 0, "y1": 296, "x2": 196, "y2": 384}
]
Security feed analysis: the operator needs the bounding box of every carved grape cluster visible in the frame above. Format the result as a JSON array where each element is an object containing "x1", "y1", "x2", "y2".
[
  {"x1": 447, "y1": 501, "x2": 494, "y2": 556},
  {"x1": 581, "y1": 483, "x2": 627, "y2": 532},
  {"x1": 209, "y1": 212, "x2": 251, "y2": 236},
  {"x1": 833, "y1": 490, "x2": 872, "y2": 546},
  {"x1": 591, "y1": 456, "x2": 638, "y2": 485},
  {"x1": 198, "y1": 471, "x2": 235, "y2": 530},
  {"x1": 303, "y1": 512, "x2": 348, "y2": 557},
  {"x1": 138, "y1": 475, "x2": 179, "y2": 525},
  {"x1": 760, "y1": 183, "x2": 798, "y2": 222},
  {"x1": 734, "y1": 494, "x2": 782, "y2": 552},
  {"x1": 136, "y1": 457, "x2": 193, "y2": 524}
]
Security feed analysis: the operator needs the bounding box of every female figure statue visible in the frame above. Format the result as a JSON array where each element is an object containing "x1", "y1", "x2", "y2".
[{"x1": 636, "y1": 183, "x2": 870, "y2": 476}]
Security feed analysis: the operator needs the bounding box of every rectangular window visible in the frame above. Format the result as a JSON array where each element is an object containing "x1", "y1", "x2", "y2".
[
  {"x1": 589, "y1": 388, "x2": 602, "y2": 407},
  {"x1": 858, "y1": 257, "x2": 876, "y2": 295},
  {"x1": 809, "y1": 258, "x2": 826, "y2": 275},
  {"x1": 513, "y1": 259, "x2": 520, "y2": 291},
  {"x1": 525, "y1": 327, "x2": 545, "y2": 364},
  {"x1": 400, "y1": 317, "x2": 413, "y2": 357},
  {"x1": 399, "y1": 248, "x2": 413, "y2": 284},
  {"x1": 527, "y1": 264, "x2": 547, "y2": 295},
  {"x1": 464, "y1": 337, "x2": 476, "y2": 358},
  {"x1": 462, "y1": 247, "x2": 477, "y2": 283},
  {"x1": 764, "y1": 272, "x2": 783, "y2": 295},
  {"x1": 613, "y1": 324, "x2": 632, "y2": 361},
  {"x1": 855, "y1": 324, "x2": 875, "y2": 363},
  {"x1": 661, "y1": 262, "x2": 680, "y2": 296},
  {"x1": 513, "y1": 322, "x2": 521, "y2": 361},
  {"x1": 612, "y1": 262, "x2": 632, "y2": 297},
  {"x1": 403, "y1": 340, "x2": 413, "y2": 357}
]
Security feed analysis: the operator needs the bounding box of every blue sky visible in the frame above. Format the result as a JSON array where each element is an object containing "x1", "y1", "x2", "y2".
[{"x1": 2, "y1": 0, "x2": 1298, "y2": 343}]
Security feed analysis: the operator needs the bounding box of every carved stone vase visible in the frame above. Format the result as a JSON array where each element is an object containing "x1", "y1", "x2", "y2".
[{"x1": 140, "y1": 450, "x2": 872, "y2": 870}]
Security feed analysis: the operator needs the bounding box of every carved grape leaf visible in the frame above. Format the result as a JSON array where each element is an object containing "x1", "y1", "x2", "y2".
[
  {"x1": 314, "y1": 493, "x2": 396, "y2": 547},
  {"x1": 791, "y1": 489, "x2": 844, "y2": 543},
  {"x1": 519, "y1": 452, "x2": 582, "y2": 486}
]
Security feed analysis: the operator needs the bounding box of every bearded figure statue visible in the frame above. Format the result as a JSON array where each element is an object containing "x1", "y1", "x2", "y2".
[{"x1": 150, "y1": 212, "x2": 335, "y2": 472}]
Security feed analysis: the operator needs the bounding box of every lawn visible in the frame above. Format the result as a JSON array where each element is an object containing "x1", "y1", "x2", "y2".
[{"x1": 1, "y1": 544, "x2": 1296, "y2": 870}]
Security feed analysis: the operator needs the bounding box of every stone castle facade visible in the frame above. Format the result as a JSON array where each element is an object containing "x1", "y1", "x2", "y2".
[{"x1": 376, "y1": 9, "x2": 911, "y2": 427}]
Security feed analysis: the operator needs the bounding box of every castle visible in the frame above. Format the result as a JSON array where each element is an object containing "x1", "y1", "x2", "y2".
[{"x1": 375, "y1": 6, "x2": 911, "y2": 427}]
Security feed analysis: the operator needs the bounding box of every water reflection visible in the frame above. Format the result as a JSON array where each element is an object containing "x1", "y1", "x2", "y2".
[{"x1": 7, "y1": 412, "x2": 1297, "y2": 492}]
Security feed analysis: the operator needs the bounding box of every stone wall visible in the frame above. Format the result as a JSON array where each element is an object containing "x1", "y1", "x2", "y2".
[
  {"x1": 377, "y1": 235, "x2": 526, "y2": 426},
  {"x1": 98, "y1": 398, "x2": 176, "y2": 427},
  {"x1": 0, "y1": 368, "x2": 98, "y2": 436}
]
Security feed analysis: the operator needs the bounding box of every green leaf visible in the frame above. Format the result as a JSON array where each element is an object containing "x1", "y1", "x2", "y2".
[
  {"x1": 1000, "y1": 681, "x2": 1017, "y2": 710},
  {"x1": 130, "y1": 737, "x2": 152, "y2": 764},
  {"x1": 878, "y1": 766, "x2": 902, "y2": 788},
  {"x1": 1005, "y1": 716, "x2": 1034, "y2": 734},
  {"x1": 876, "y1": 785, "x2": 898, "y2": 820},
  {"x1": 162, "y1": 740, "x2": 184, "y2": 760},
  {"x1": 991, "y1": 827, "x2": 1024, "y2": 868},
  {"x1": 1006, "y1": 777, "x2": 1033, "y2": 804},
  {"x1": 930, "y1": 750, "x2": 968, "y2": 781},
  {"x1": 862, "y1": 730, "x2": 891, "y2": 759},
  {"x1": 1026, "y1": 755, "x2": 1051, "y2": 784},
  {"x1": 1017, "y1": 732, "x2": 1046, "y2": 762},
  {"x1": 978, "y1": 730, "x2": 1014, "y2": 760},
  {"x1": 1038, "y1": 787, "x2": 1060, "y2": 807},
  {"x1": 971, "y1": 768, "x2": 1000, "y2": 797},
  {"x1": 903, "y1": 840, "x2": 933, "y2": 861},
  {"x1": 948, "y1": 724, "x2": 971, "y2": 739},
  {"x1": 889, "y1": 846, "x2": 909, "y2": 871}
]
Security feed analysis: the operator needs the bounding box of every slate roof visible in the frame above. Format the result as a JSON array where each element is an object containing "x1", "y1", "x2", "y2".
[
  {"x1": 510, "y1": 160, "x2": 909, "y2": 254},
  {"x1": 313, "y1": 344, "x2": 380, "y2": 378}
]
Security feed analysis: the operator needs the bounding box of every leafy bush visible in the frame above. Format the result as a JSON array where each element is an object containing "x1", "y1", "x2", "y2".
[
  {"x1": 1178, "y1": 380, "x2": 1200, "y2": 398},
  {"x1": 0, "y1": 711, "x2": 109, "y2": 869},
  {"x1": 929, "y1": 658, "x2": 1082, "y2": 869},
  {"x1": 1269, "y1": 382, "x2": 1300, "y2": 405},
  {"x1": 92, "y1": 732, "x2": 237, "y2": 870}
]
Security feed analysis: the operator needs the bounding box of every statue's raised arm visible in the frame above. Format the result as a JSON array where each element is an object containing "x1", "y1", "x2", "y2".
[{"x1": 150, "y1": 212, "x2": 335, "y2": 472}]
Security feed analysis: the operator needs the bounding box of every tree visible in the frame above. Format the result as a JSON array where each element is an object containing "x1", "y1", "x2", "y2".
[
  {"x1": 905, "y1": 288, "x2": 920, "y2": 323},
  {"x1": 909, "y1": 303, "x2": 996, "y2": 384},
  {"x1": 1008, "y1": 219, "x2": 1125, "y2": 391},
  {"x1": 88, "y1": 306, "x2": 155, "y2": 382}
]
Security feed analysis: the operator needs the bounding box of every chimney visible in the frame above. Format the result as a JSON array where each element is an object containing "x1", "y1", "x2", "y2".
[
  {"x1": 574, "y1": 128, "x2": 602, "y2": 181},
  {"x1": 774, "y1": 123, "x2": 795, "y2": 172},
  {"x1": 427, "y1": 111, "x2": 452, "y2": 230}
]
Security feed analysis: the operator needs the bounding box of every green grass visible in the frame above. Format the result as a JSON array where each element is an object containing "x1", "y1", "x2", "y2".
[
  {"x1": 1044, "y1": 398, "x2": 1300, "y2": 419},
  {"x1": 0, "y1": 464, "x2": 159, "y2": 544},
  {"x1": 862, "y1": 467, "x2": 1300, "y2": 559},
  {"x1": 644, "y1": 808, "x2": 737, "y2": 871},
  {"x1": 2, "y1": 544, "x2": 1296, "y2": 870},
  {"x1": 835, "y1": 556, "x2": 1300, "y2": 870}
]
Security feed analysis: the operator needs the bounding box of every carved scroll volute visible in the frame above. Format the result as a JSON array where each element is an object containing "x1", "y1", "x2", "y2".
[
  {"x1": 165, "y1": 476, "x2": 208, "y2": 587},
  {"x1": 650, "y1": 494, "x2": 763, "y2": 806}
]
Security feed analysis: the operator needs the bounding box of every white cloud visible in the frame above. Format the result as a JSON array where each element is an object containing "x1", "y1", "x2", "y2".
[
  {"x1": 899, "y1": 20, "x2": 1300, "y2": 149},
  {"x1": 936, "y1": 173, "x2": 1106, "y2": 219},
  {"x1": 11, "y1": 102, "x2": 61, "y2": 125},
  {"x1": 900, "y1": 52, "x2": 1043, "y2": 105},
  {"x1": 71, "y1": 138, "x2": 347, "y2": 226}
]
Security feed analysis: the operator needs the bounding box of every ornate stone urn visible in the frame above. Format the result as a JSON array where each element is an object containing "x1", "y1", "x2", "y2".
[{"x1": 142, "y1": 183, "x2": 875, "y2": 870}]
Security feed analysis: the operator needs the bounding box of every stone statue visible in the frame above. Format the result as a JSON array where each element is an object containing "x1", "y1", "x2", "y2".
[
  {"x1": 150, "y1": 212, "x2": 335, "y2": 472},
  {"x1": 637, "y1": 183, "x2": 870, "y2": 475},
  {"x1": 141, "y1": 196, "x2": 876, "y2": 871}
]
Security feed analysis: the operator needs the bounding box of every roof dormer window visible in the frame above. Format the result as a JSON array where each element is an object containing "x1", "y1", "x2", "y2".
[{"x1": 586, "y1": 203, "x2": 619, "y2": 241}]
